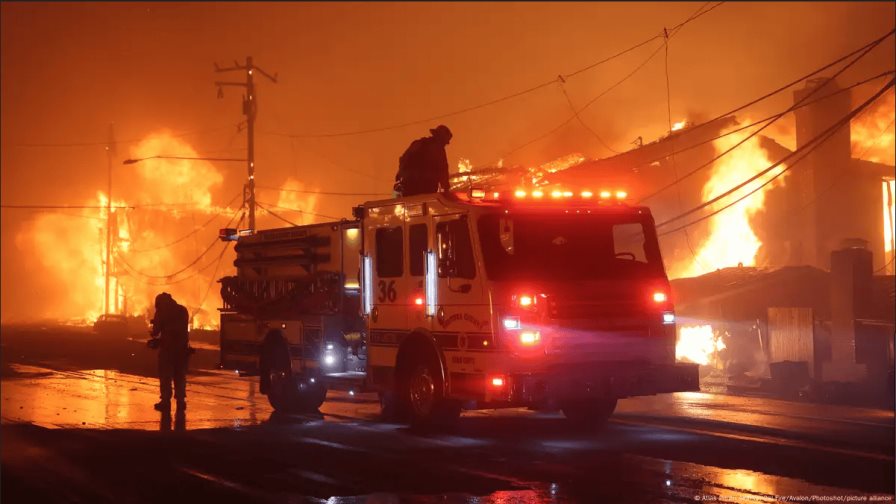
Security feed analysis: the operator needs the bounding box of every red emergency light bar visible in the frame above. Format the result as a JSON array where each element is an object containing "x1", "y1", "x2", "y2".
[{"x1": 463, "y1": 187, "x2": 629, "y2": 204}]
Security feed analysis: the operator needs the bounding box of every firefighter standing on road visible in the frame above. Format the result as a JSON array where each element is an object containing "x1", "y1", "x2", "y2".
[
  {"x1": 149, "y1": 292, "x2": 190, "y2": 412},
  {"x1": 394, "y1": 124, "x2": 453, "y2": 197}
]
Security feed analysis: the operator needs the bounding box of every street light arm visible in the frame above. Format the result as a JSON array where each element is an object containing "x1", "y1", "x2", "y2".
[
  {"x1": 214, "y1": 62, "x2": 245, "y2": 73},
  {"x1": 254, "y1": 66, "x2": 278, "y2": 83},
  {"x1": 123, "y1": 155, "x2": 248, "y2": 165}
]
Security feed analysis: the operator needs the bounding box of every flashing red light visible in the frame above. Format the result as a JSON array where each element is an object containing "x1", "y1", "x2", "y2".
[
  {"x1": 599, "y1": 190, "x2": 612, "y2": 199},
  {"x1": 414, "y1": 296, "x2": 424, "y2": 306},
  {"x1": 532, "y1": 189, "x2": 544, "y2": 198},
  {"x1": 514, "y1": 189, "x2": 527, "y2": 198},
  {"x1": 519, "y1": 330, "x2": 541, "y2": 346},
  {"x1": 470, "y1": 189, "x2": 486, "y2": 199},
  {"x1": 490, "y1": 376, "x2": 506, "y2": 387},
  {"x1": 652, "y1": 291, "x2": 668, "y2": 303},
  {"x1": 518, "y1": 295, "x2": 534, "y2": 307},
  {"x1": 581, "y1": 190, "x2": 593, "y2": 198},
  {"x1": 615, "y1": 190, "x2": 628, "y2": 199}
]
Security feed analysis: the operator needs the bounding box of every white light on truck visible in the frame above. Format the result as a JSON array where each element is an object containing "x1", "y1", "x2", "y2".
[
  {"x1": 663, "y1": 312, "x2": 675, "y2": 324},
  {"x1": 324, "y1": 354, "x2": 336, "y2": 366},
  {"x1": 502, "y1": 317, "x2": 520, "y2": 330},
  {"x1": 362, "y1": 254, "x2": 373, "y2": 315},
  {"x1": 425, "y1": 251, "x2": 437, "y2": 316}
]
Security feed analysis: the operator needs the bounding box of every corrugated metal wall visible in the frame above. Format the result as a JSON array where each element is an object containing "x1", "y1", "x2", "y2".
[{"x1": 767, "y1": 307, "x2": 815, "y2": 377}]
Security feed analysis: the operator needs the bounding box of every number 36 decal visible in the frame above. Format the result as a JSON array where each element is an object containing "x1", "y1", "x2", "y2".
[{"x1": 377, "y1": 280, "x2": 397, "y2": 303}]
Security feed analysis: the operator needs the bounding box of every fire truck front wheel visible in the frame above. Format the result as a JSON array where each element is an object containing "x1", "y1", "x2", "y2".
[
  {"x1": 561, "y1": 398, "x2": 617, "y2": 431},
  {"x1": 402, "y1": 359, "x2": 460, "y2": 428}
]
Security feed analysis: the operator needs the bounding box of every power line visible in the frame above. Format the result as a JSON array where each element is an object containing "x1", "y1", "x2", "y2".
[
  {"x1": 500, "y1": 3, "x2": 718, "y2": 159},
  {"x1": 256, "y1": 185, "x2": 391, "y2": 197},
  {"x1": 1, "y1": 204, "x2": 133, "y2": 210},
  {"x1": 558, "y1": 80, "x2": 621, "y2": 154},
  {"x1": 116, "y1": 205, "x2": 243, "y2": 280},
  {"x1": 255, "y1": 201, "x2": 302, "y2": 227},
  {"x1": 623, "y1": 69, "x2": 894, "y2": 193},
  {"x1": 662, "y1": 14, "x2": 707, "y2": 271},
  {"x1": 116, "y1": 240, "x2": 235, "y2": 287},
  {"x1": 263, "y1": 3, "x2": 724, "y2": 140},
  {"x1": 6, "y1": 209, "x2": 106, "y2": 221},
  {"x1": 12, "y1": 126, "x2": 234, "y2": 149},
  {"x1": 193, "y1": 240, "x2": 234, "y2": 317},
  {"x1": 129, "y1": 191, "x2": 242, "y2": 253},
  {"x1": 875, "y1": 255, "x2": 895, "y2": 274},
  {"x1": 638, "y1": 30, "x2": 894, "y2": 203},
  {"x1": 657, "y1": 77, "x2": 895, "y2": 236},
  {"x1": 785, "y1": 115, "x2": 894, "y2": 224},
  {"x1": 193, "y1": 209, "x2": 243, "y2": 317},
  {"x1": 503, "y1": 39, "x2": 668, "y2": 158},
  {"x1": 255, "y1": 200, "x2": 343, "y2": 222}
]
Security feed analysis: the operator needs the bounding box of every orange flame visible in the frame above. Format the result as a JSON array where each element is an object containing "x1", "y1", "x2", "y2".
[
  {"x1": 17, "y1": 132, "x2": 236, "y2": 328},
  {"x1": 851, "y1": 88, "x2": 895, "y2": 165},
  {"x1": 676, "y1": 324, "x2": 726, "y2": 366},
  {"x1": 672, "y1": 122, "x2": 787, "y2": 278}
]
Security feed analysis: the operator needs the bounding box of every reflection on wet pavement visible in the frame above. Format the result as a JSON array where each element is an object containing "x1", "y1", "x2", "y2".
[
  {"x1": 1, "y1": 363, "x2": 273, "y2": 430},
  {"x1": 2, "y1": 362, "x2": 893, "y2": 502}
]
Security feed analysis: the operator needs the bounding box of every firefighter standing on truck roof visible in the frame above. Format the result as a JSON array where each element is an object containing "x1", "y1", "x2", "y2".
[
  {"x1": 149, "y1": 292, "x2": 190, "y2": 412},
  {"x1": 394, "y1": 124, "x2": 452, "y2": 197}
]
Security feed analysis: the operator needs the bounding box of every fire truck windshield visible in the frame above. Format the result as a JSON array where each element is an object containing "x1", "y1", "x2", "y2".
[{"x1": 477, "y1": 213, "x2": 665, "y2": 281}]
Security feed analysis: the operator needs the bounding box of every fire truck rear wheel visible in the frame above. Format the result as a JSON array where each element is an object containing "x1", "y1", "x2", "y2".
[
  {"x1": 261, "y1": 333, "x2": 327, "y2": 413},
  {"x1": 267, "y1": 372, "x2": 328, "y2": 413},
  {"x1": 561, "y1": 398, "x2": 617, "y2": 430}
]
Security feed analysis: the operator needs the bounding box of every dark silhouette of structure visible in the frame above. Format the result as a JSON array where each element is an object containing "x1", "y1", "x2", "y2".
[
  {"x1": 394, "y1": 125, "x2": 453, "y2": 196},
  {"x1": 149, "y1": 292, "x2": 190, "y2": 412}
]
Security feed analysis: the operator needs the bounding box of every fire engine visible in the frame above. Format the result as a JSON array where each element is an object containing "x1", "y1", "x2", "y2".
[{"x1": 218, "y1": 188, "x2": 699, "y2": 428}]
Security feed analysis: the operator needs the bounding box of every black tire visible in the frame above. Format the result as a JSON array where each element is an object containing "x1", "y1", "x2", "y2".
[
  {"x1": 260, "y1": 329, "x2": 327, "y2": 413},
  {"x1": 378, "y1": 390, "x2": 408, "y2": 422},
  {"x1": 267, "y1": 371, "x2": 328, "y2": 413},
  {"x1": 561, "y1": 398, "x2": 617, "y2": 431},
  {"x1": 403, "y1": 358, "x2": 461, "y2": 428}
]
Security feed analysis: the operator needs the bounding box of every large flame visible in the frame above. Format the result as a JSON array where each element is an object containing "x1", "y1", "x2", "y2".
[
  {"x1": 676, "y1": 324, "x2": 726, "y2": 366},
  {"x1": 673, "y1": 123, "x2": 788, "y2": 278},
  {"x1": 851, "y1": 87, "x2": 895, "y2": 166},
  {"x1": 16, "y1": 132, "x2": 236, "y2": 328},
  {"x1": 850, "y1": 89, "x2": 895, "y2": 274}
]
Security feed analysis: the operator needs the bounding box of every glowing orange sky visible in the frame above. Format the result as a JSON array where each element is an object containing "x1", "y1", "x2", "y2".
[{"x1": 1, "y1": 2, "x2": 894, "y2": 321}]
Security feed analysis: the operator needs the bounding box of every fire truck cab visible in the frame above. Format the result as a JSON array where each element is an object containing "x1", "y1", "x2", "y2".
[{"x1": 219, "y1": 190, "x2": 699, "y2": 428}]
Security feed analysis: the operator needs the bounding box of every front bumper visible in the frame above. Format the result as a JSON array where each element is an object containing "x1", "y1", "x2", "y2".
[{"x1": 510, "y1": 361, "x2": 699, "y2": 406}]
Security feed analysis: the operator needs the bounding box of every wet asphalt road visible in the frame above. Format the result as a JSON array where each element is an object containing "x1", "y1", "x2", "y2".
[{"x1": 1, "y1": 325, "x2": 893, "y2": 503}]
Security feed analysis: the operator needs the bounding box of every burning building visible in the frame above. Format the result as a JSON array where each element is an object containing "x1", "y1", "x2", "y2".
[{"x1": 449, "y1": 76, "x2": 894, "y2": 402}]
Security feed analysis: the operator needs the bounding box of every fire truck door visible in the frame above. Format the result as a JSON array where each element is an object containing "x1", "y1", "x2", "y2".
[
  {"x1": 432, "y1": 214, "x2": 488, "y2": 354},
  {"x1": 406, "y1": 214, "x2": 432, "y2": 332},
  {"x1": 368, "y1": 217, "x2": 409, "y2": 337}
]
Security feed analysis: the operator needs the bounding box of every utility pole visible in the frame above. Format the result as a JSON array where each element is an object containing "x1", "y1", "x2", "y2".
[
  {"x1": 104, "y1": 124, "x2": 115, "y2": 316},
  {"x1": 215, "y1": 57, "x2": 277, "y2": 232}
]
